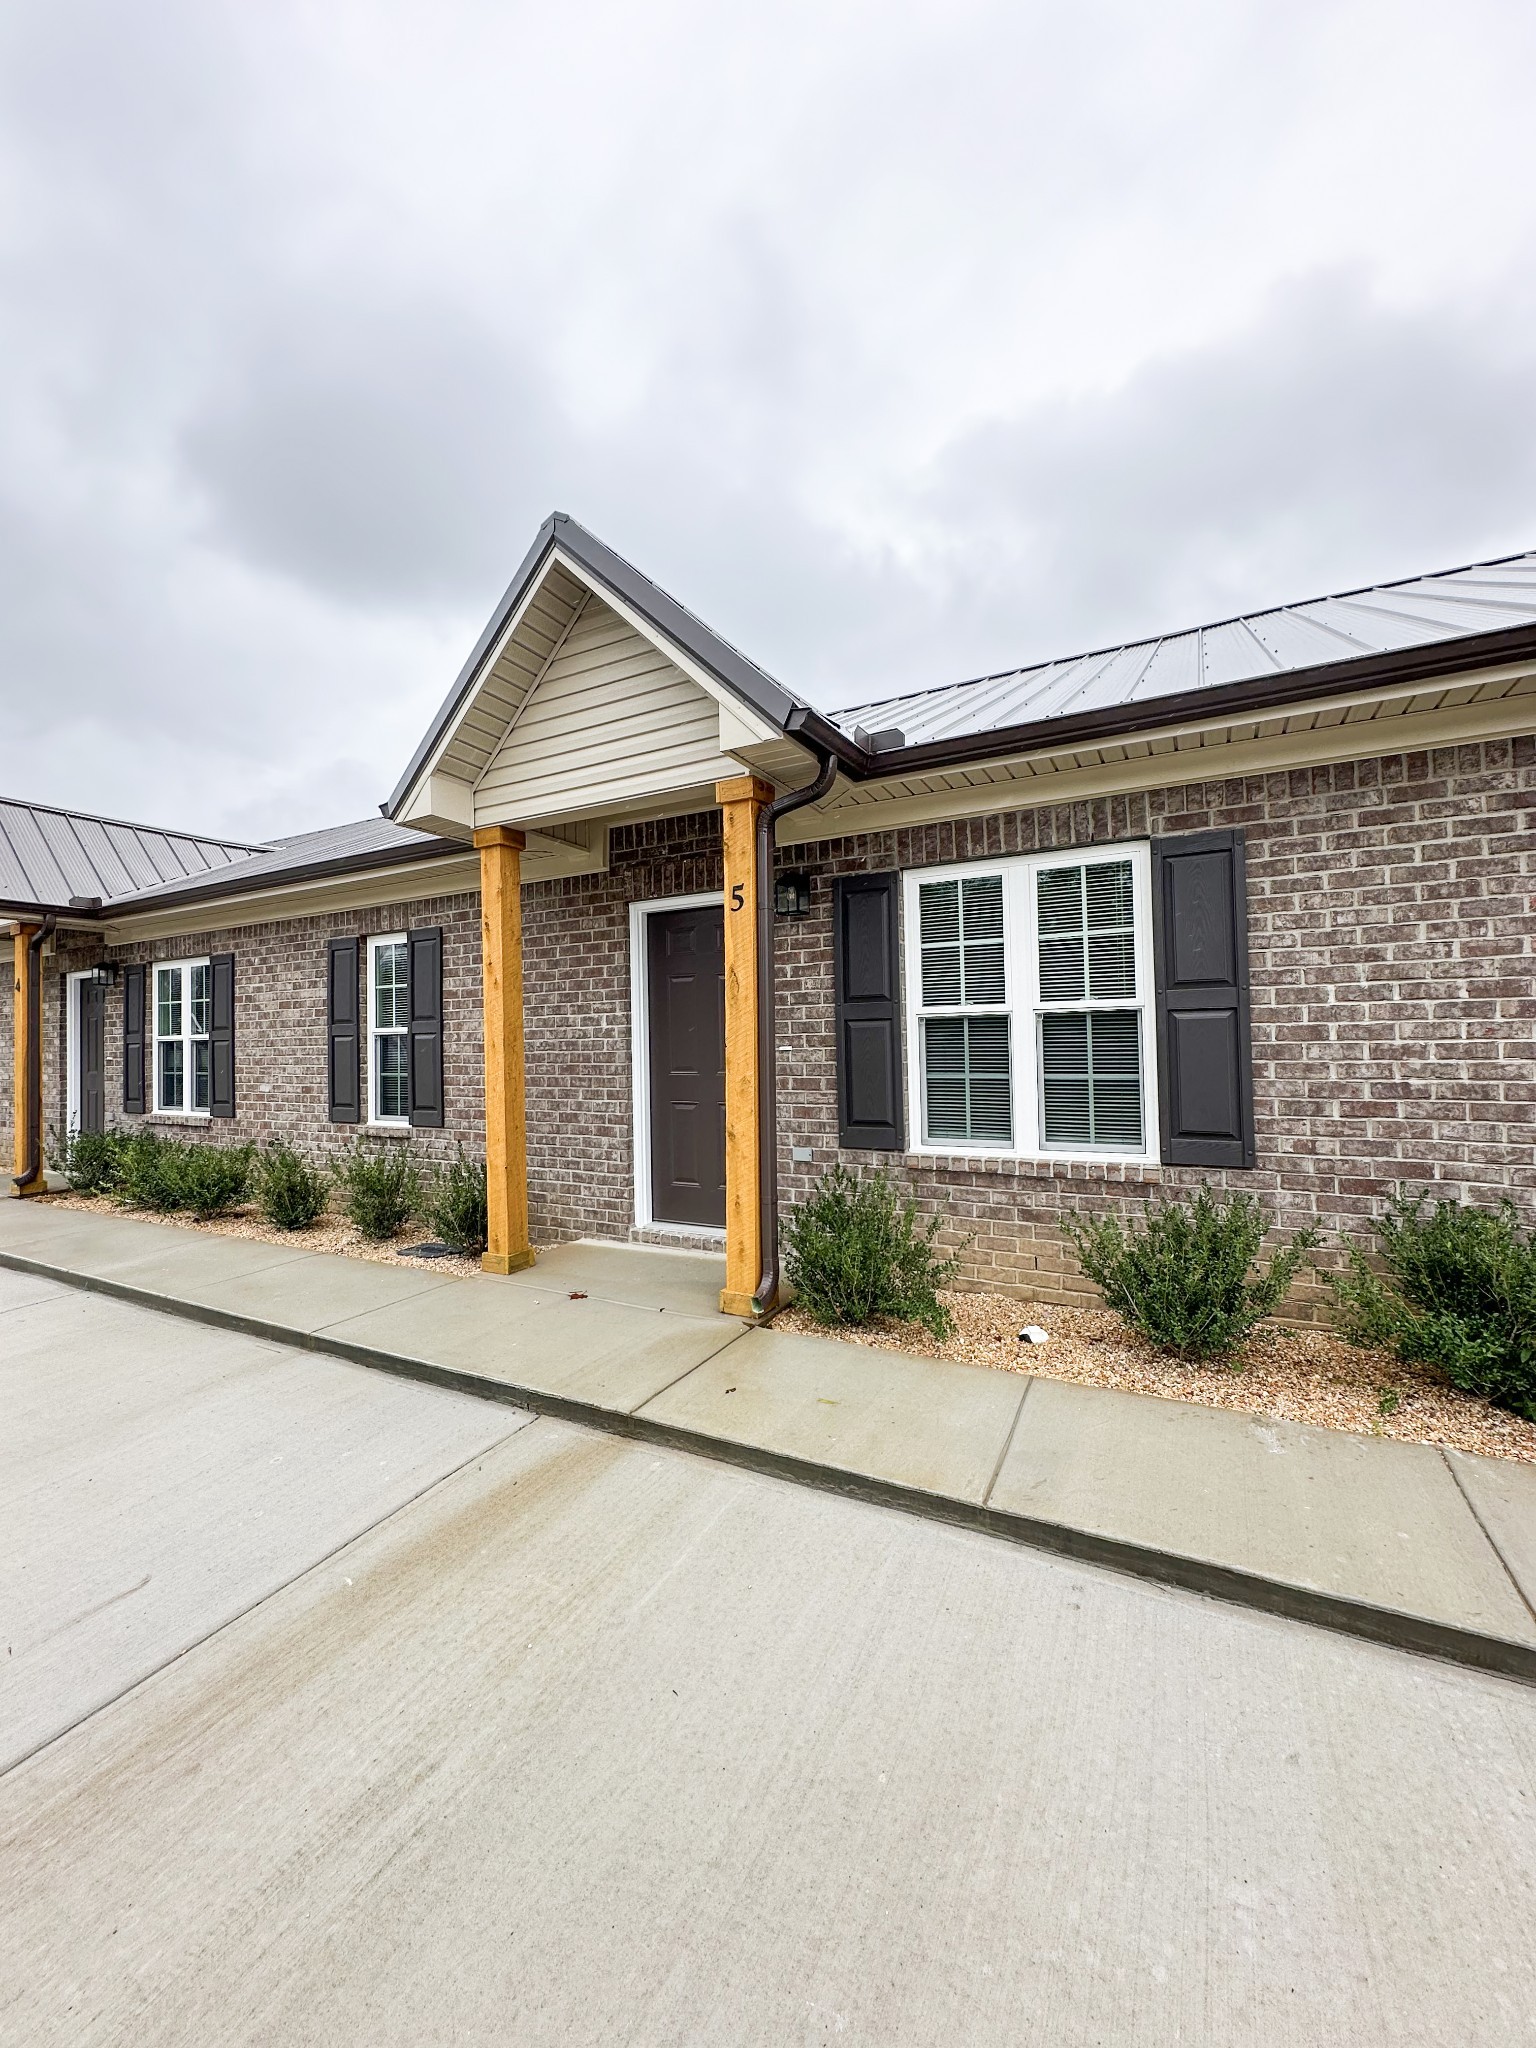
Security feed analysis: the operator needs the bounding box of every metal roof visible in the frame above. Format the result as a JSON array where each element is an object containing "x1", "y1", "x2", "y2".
[
  {"x1": 103, "y1": 817, "x2": 466, "y2": 913},
  {"x1": 0, "y1": 798, "x2": 264, "y2": 917},
  {"x1": 828, "y1": 549, "x2": 1536, "y2": 752}
]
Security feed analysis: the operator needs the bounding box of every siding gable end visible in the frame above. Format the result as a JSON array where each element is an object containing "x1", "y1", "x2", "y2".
[{"x1": 474, "y1": 596, "x2": 740, "y2": 826}]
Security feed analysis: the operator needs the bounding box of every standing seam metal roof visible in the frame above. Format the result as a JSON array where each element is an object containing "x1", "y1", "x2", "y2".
[
  {"x1": 0, "y1": 799, "x2": 266, "y2": 915},
  {"x1": 826, "y1": 550, "x2": 1536, "y2": 748}
]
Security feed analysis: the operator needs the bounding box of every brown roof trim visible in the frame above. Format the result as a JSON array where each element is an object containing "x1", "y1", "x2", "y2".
[{"x1": 858, "y1": 618, "x2": 1536, "y2": 777}]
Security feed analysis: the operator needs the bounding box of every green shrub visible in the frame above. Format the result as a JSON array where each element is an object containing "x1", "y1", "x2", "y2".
[
  {"x1": 334, "y1": 1144, "x2": 423, "y2": 1241},
  {"x1": 1329, "y1": 1192, "x2": 1536, "y2": 1420},
  {"x1": 112, "y1": 1131, "x2": 188, "y2": 1212},
  {"x1": 252, "y1": 1141, "x2": 331, "y2": 1230},
  {"x1": 53, "y1": 1125, "x2": 126, "y2": 1195},
  {"x1": 1063, "y1": 1188, "x2": 1319, "y2": 1360},
  {"x1": 427, "y1": 1150, "x2": 488, "y2": 1255},
  {"x1": 175, "y1": 1143, "x2": 254, "y2": 1220},
  {"x1": 105, "y1": 1131, "x2": 252, "y2": 1218},
  {"x1": 782, "y1": 1166, "x2": 961, "y2": 1337}
]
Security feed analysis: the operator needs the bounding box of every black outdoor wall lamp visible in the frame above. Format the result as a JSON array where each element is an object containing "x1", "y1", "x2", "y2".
[
  {"x1": 773, "y1": 871, "x2": 812, "y2": 918},
  {"x1": 86, "y1": 963, "x2": 117, "y2": 988}
]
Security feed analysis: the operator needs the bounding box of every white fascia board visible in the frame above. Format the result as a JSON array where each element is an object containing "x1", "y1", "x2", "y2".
[
  {"x1": 398, "y1": 771, "x2": 476, "y2": 840},
  {"x1": 101, "y1": 854, "x2": 482, "y2": 946}
]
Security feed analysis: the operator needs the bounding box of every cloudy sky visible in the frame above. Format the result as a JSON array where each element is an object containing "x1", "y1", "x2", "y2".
[{"x1": 4, "y1": 0, "x2": 1536, "y2": 840}]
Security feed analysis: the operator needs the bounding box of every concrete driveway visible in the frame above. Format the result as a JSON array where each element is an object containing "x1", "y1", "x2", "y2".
[
  {"x1": 3, "y1": 1275, "x2": 1535, "y2": 2045},
  {"x1": 0, "y1": 1266, "x2": 528, "y2": 1769}
]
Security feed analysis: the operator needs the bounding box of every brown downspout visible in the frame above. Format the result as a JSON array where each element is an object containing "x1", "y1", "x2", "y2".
[
  {"x1": 13, "y1": 915, "x2": 56, "y2": 1195},
  {"x1": 752, "y1": 719, "x2": 839, "y2": 1315}
]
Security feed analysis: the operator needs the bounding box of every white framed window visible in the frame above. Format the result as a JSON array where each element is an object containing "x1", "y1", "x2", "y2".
[
  {"x1": 902, "y1": 844, "x2": 1158, "y2": 1162},
  {"x1": 367, "y1": 933, "x2": 410, "y2": 1125},
  {"x1": 153, "y1": 958, "x2": 212, "y2": 1115}
]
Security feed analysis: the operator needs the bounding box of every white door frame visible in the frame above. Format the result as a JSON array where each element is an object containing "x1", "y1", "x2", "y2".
[
  {"x1": 628, "y1": 890, "x2": 725, "y2": 1235},
  {"x1": 64, "y1": 970, "x2": 91, "y2": 1137}
]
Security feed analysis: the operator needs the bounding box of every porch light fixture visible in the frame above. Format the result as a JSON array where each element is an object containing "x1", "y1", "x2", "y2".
[
  {"x1": 86, "y1": 963, "x2": 117, "y2": 988},
  {"x1": 773, "y1": 871, "x2": 812, "y2": 919}
]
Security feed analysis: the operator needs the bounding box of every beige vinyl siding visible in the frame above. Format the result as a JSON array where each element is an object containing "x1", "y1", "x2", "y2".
[
  {"x1": 436, "y1": 564, "x2": 590, "y2": 785},
  {"x1": 474, "y1": 597, "x2": 738, "y2": 825}
]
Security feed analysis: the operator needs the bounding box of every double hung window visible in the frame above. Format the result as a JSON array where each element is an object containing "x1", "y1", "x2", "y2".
[
  {"x1": 368, "y1": 934, "x2": 409, "y2": 1124},
  {"x1": 905, "y1": 845, "x2": 1156, "y2": 1160},
  {"x1": 153, "y1": 959, "x2": 211, "y2": 1114}
]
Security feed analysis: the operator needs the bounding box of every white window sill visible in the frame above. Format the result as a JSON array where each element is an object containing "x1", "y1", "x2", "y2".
[
  {"x1": 364, "y1": 1121, "x2": 413, "y2": 1138},
  {"x1": 898, "y1": 1145, "x2": 1165, "y2": 1178},
  {"x1": 146, "y1": 1111, "x2": 212, "y2": 1124}
]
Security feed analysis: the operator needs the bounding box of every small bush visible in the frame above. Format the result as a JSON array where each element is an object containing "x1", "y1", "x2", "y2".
[
  {"x1": 782, "y1": 1166, "x2": 961, "y2": 1337},
  {"x1": 105, "y1": 1132, "x2": 252, "y2": 1218},
  {"x1": 1063, "y1": 1188, "x2": 1319, "y2": 1360},
  {"x1": 175, "y1": 1143, "x2": 254, "y2": 1220},
  {"x1": 253, "y1": 1141, "x2": 330, "y2": 1230},
  {"x1": 54, "y1": 1125, "x2": 126, "y2": 1195},
  {"x1": 334, "y1": 1144, "x2": 423, "y2": 1241},
  {"x1": 427, "y1": 1150, "x2": 488, "y2": 1255},
  {"x1": 112, "y1": 1131, "x2": 188, "y2": 1212},
  {"x1": 1329, "y1": 1192, "x2": 1536, "y2": 1420}
]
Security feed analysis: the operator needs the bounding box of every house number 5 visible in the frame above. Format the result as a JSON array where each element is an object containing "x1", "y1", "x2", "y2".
[{"x1": 730, "y1": 884, "x2": 745, "y2": 911}]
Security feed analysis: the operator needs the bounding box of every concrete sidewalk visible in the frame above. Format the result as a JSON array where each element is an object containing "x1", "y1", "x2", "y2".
[{"x1": 3, "y1": 1198, "x2": 1534, "y2": 1682}]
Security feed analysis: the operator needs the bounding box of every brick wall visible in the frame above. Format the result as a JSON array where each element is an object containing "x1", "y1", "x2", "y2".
[
  {"x1": 19, "y1": 735, "x2": 1535, "y2": 1311},
  {"x1": 37, "y1": 894, "x2": 485, "y2": 1171},
  {"x1": 767, "y1": 737, "x2": 1536, "y2": 1312}
]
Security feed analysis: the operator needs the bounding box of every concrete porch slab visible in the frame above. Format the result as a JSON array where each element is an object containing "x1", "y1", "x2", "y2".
[
  {"x1": 321, "y1": 1282, "x2": 745, "y2": 1413},
  {"x1": 161, "y1": 1248, "x2": 460, "y2": 1333},
  {"x1": 502, "y1": 1239, "x2": 729, "y2": 1320},
  {"x1": 639, "y1": 1325, "x2": 1028, "y2": 1503},
  {"x1": 1446, "y1": 1451, "x2": 1536, "y2": 1620},
  {"x1": 0, "y1": 1199, "x2": 178, "y2": 1260},
  {"x1": 56, "y1": 1231, "x2": 316, "y2": 1298},
  {"x1": 990, "y1": 1376, "x2": 1536, "y2": 1645}
]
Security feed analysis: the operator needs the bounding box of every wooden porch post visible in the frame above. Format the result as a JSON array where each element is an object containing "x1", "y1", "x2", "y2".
[
  {"x1": 716, "y1": 775, "x2": 772, "y2": 1316},
  {"x1": 11, "y1": 925, "x2": 44, "y2": 1196},
  {"x1": 474, "y1": 827, "x2": 535, "y2": 1275}
]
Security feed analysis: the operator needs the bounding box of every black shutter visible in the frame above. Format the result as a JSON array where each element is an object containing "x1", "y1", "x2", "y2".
[
  {"x1": 407, "y1": 926, "x2": 444, "y2": 1129},
  {"x1": 209, "y1": 953, "x2": 235, "y2": 1118},
  {"x1": 833, "y1": 872, "x2": 904, "y2": 1150},
  {"x1": 1151, "y1": 829, "x2": 1255, "y2": 1168},
  {"x1": 327, "y1": 938, "x2": 361, "y2": 1124},
  {"x1": 123, "y1": 963, "x2": 146, "y2": 1115}
]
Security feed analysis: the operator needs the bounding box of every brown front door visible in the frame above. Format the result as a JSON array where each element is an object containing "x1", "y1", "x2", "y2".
[
  {"x1": 647, "y1": 905, "x2": 726, "y2": 1228},
  {"x1": 79, "y1": 981, "x2": 106, "y2": 1134}
]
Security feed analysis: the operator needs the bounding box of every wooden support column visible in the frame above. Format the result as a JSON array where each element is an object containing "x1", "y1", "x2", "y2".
[
  {"x1": 475, "y1": 827, "x2": 535, "y2": 1275},
  {"x1": 716, "y1": 775, "x2": 773, "y2": 1317},
  {"x1": 12, "y1": 925, "x2": 44, "y2": 1197}
]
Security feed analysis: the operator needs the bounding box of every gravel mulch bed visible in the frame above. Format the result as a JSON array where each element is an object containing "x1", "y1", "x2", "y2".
[
  {"x1": 38, "y1": 1191, "x2": 488, "y2": 1282},
  {"x1": 773, "y1": 1290, "x2": 1536, "y2": 1466}
]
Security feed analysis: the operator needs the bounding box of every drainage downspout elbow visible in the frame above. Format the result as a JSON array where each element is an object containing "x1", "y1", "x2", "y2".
[
  {"x1": 752, "y1": 738, "x2": 839, "y2": 1316},
  {"x1": 13, "y1": 915, "x2": 56, "y2": 1195}
]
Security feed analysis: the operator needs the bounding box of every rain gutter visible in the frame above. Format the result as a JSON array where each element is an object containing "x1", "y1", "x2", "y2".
[{"x1": 752, "y1": 709, "x2": 839, "y2": 1316}]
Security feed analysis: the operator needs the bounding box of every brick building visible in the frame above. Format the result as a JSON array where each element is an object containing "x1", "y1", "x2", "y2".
[{"x1": 6, "y1": 517, "x2": 1535, "y2": 1319}]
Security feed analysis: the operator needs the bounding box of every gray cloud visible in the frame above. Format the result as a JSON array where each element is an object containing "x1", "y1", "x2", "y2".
[{"x1": 2, "y1": 1, "x2": 1535, "y2": 835}]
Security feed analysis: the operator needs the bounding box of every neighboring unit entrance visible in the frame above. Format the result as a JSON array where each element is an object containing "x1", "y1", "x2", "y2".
[
  {"x1": 78, "y1": 979, "x2": 106, "y2": 1134},
  {"x1": 646, "y1": 904, "x2": 727, "y2": 1228}
]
